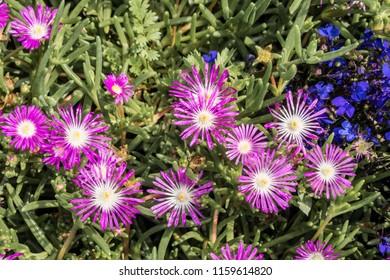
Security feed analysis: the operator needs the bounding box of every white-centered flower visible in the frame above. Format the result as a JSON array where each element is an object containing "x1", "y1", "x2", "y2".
[
  {"x1": 318, "y1": 161, "x2": 337, "y2": 182},
  {"x1": 66, "y1": 125, "x2": 89, "y2": 148},
  {"x1": 237, "y1": 139, "x2": 252, "y2": 154},
  {"x1": 93, "y1": 182, "x2": 121, "y2": 211},
  {"x1": 253, "y1": 172, "x2": 273, "y2": 192},
  {"x1": 195, "y1": 110, "x2": 215, "y2": 129},
  {"x1": 29, "y1": 23, "x2": 48, "y2": 40},
  {"x1": 17, "y1": 120, "x2": 37, "y2": 138}
]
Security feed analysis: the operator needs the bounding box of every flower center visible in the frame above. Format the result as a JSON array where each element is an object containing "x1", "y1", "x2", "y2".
[
  {"x1": 17, "y1": 120, "x2": 36, "y2": 138},
  {"x1": 66, "y1": 126, "x2": 89, "y2": 148},
  {"x1": 309, "y1": 253, "x2": 324, "y2": 260},
  {"x1": 29, "y1": 23, "x2": 48, "y2": 40},
  {"x1": 319, "y1": 161, "x2": 336, "y2": 181},
  {"x1": 237, "y1": 140, "x2": 252, "y2": 154},
  {"x1": 94, "y1": 184, "x2": 120, "y2": 211},
  {"x1": 196, "y1": 110, "x2": 215, "y2": 129},
  {"x1": 286, "y1": 116, "x2": 304, "y2": 134},
  {"x1": 254, "y1": 172, "x2": 272, "y2": 192},
  {"x1": 111, "y1": 84, "x2": 122, "y2": 95},
  {"x1": 173, "y1": 186, "x2": 192, "y2": 206}
]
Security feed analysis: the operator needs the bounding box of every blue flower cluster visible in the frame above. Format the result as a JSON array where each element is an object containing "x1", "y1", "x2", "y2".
[{"x1": 305, "y1": 24, "x2": 390, "y2": 149}]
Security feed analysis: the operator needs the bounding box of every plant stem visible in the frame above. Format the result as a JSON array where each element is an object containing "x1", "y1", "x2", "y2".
[
  {"x1": 118, "y1": 104, "x2": 126, "y2": 147},
  {"x1": 2, "y1": 46, "x2": 24, "y2": 62},
  {"x1": 123, "y1": 225, "x2": 131, "y2": 260},
  {"x1": 311, "y1": 206, "x2": 335, "y2": 241},
  {"x1": 57, "y1": 223, "x2": 79, "y2": 260},
  {"x1": 211, "y1": 209, "x2": 219, "y2": 243}
]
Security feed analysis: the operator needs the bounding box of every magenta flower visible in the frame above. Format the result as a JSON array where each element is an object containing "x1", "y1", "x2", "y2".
[
  {"x1": 210, "y1": 242, "x2": 264, "y2": 260},
  {"x1": 0, "y1": 0, "x2": 10, "y2": 28},
  {"x1": 170, "y1": 64, "x2": 235, "y2": 105},
  {"x1": 45, "y1": 105, "x2": 111, "y2": 170},
  {"x1": 0, "y1": 251, "x2": 23, "y2": 260},
  {"x1": 238, "y1": 149, "x2": 297, "y2": 214},
  {"x1": 104, "y1": 73, "x2": 134, "y2": 104},
  {"x1": 147, "y1": 168, "x2": 213, "y2": 227},
  {"x1": 0, "y1": 105, "x2": 49, "y2": 152},
  {"x1": 295, "y1": 240, "x2": 339, "y2": 260},
  {"x1": 172, "y1": 87, "x2": 238, "y2": 150},
  {"x1": 225, "y1": 124, "x2": 267, "y2": 165},
  {"x1": 304, "y1": 144, "x2": 356, "y2": 199},
  {"x1": 265, "y1": 90, "x2": 327, "y2": 155},
  {"x1": 9, "y1": 4, "x2": 58, "y2": 50},
  {"x1": 71, "y1": 149, "x2": 143, "y2": 230}
]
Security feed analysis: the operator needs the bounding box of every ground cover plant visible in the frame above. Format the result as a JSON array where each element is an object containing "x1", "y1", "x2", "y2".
[{"x1": 0, "y1": 0, "x2": 389, "y2": 260}]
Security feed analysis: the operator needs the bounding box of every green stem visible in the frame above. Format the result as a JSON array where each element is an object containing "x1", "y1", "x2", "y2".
[
  {"x1": 2, "y1": 46, "x2": 24, "y2": 62},
  {"x1": 311, "y1": 204, "x2": 335, "y2": 241},
  {"x1": 57, "y1": 223, "x2": 79, "y2": 260}
]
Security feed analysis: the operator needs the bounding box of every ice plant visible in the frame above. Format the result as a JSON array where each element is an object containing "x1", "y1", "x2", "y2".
[
  {"x1": 8, "y1": 4, "x2": 58, "y2": 50},
  {"x1": 170, "y1": 63, "x2": 236, "y2": 106},
  {"x1": 71, "y1": 149, "x2": 143, "y2": 230},
  {"x1": 295, "y1": 240, "x2": 339, "y2": 260},
  {"x1": 0, "y1": 105, "x2": 49, "y2": 152},
  {"x1": 265, "y1": 90, "x2": 327, "y2": 155},
  {"x1": 304, "y1": 144, "x2": 356, "y2": 199},
  {"x1": 0, "y1": 251, "x2": 23, "y2": 260},
  {"x1": 0, "y1": 0, "x2": 9, "y2": 28},
  {"x1": 147, "y1": 168, "x2": 213, "y2": 227},
  {"x1": 210, "y1": 241, "x2": 264, "y2": 260},
  {"x1": 238, "y1": 149, "x2": 297, "y2": 214},
  {"x1": 46, "y1": 105, "x2": 111, "y2": 170},
  {"x1": 172, "y1": 85, "x2": 238, "y2": 150},
  {"x1": 225, "y1": 124, "x2": 267, "y2": 165},
  {"x1": 104, "y1": 73, "x2": 134, "y2": 104}
]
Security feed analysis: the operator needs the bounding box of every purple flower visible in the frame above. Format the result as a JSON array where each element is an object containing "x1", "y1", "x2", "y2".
[
  {"x1": 147, "y1": 168, "x2": 213, "y2": 227},
  {"x1": 225, "y1": 124, "x2": 267, "y2": 165},
  {"x1": 170, "y1": 64, "x2": 236, "y2": 106},
  {"x1": 210, "y1": 242, "x2": 264, "y2": 260},
  {"x1": 265, "y1": 90, "x2": 327, "y2": 154},
  {"x1": 332, "y1": 96, "x2": 355, "y2": 118},
  {"x1": 304, "y1": 144, "x2": 356, "y2": 199},
  {"x1": 9, "y1": 4, "x2": 58, "y2": 50},
  {"x1": 104, "y1": 73, "x2": 134, "y2": 104},
  {"x1": 238, "y1": 149, "x2": 297, "y2": 214},
  {"x1": 0, "y1": 251, "x2": 23, "y2": 260},
  {"x1": 318, "y1": 24, "x2": 340, "y2": 41},
  {"x1": 44, "y1": 105, "x2": 111, "y2": 170},
  {"x1": 0, "y1": 105, "x2": 49, "y2": 152},
  {"x1": 295, "y1": 240, "x2": 339, "y2": 260},
  {"x1": 0, "y1": 0, "x2": 10, "y2": 28},
  {"x1": 71, "y1": 149, "x2": 143, "y2": 230},
  {"x1": 202, "y1": 51, "x2": 218, "y2": 64}
]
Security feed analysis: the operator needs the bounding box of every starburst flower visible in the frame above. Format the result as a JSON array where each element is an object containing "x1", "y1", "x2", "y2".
[
  {"x1": 0, "y1": 105, "x2": 49, "y2": 152},
  {"x1": 225, "y1": 124, "x2": 267, "y2": 165},
  {"x1": 210, "y1": 242, "x2": 264, "y2": 260},
  {"x1": 147, "y1": 168, "x2": 213, "y2": 227},
  {"x1": 47, "y1": 105, "x2": 111, "y2": 170},
  {"x1": 265, "y1": 90, "x2": 327, "y2": 155},
  {"x1": 71, "y1": 149, "x2": 143, "y2": 230},
  {"x1": 8, "y1": 4, "x2": 58, "y2": 50},
  {"x1": 0, "y1": 0, "x2": 10, "y2": 29},
  {"x1": 104, "y1": 73, "x2": 134, "y2": 104},
  {"x1": 238, "y1": 149, "x2": 297, "y2": 214},
  {"x1": 0, "y1": 251, "x2": 23, "y2": 260},
  {"x1": 304, "y1": 144, "x2": 355, "y2": 199},
  {"x1": 172, "y1": 87, "x2": 238, "y2": 150},
  {"x1": 351, "y1": 137, "x2": 374, "y2": 160},
  {"x1": 170, "y1": 63, "x2": 236, "y2": 106},
  {"x1": 295, "y1": 240, "x2": 339, "y2": 260}
]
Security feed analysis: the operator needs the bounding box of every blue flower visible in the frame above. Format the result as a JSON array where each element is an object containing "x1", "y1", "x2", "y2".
[
  {"x1": 202, "y1": 50, "x2": 218, "y2": 64},
  {"x1": 318, "y1": 24, "x2": 340, "y2": 41},
  {"x1": 379, "y1": 237, "x2": 390, "y2": 256},
  {"x1": 315, "y1": 82, "x2": 333, "y2": 99},
  {"x1": 338, "y1": 120, "x2": 358, "y2": 142},
  {"x1": 332, "y1": 96, "x2": 355, "y2": 118},
  {"x1": 385, "y1": 132, "x2": 390, "y2": 141},
  {"x1": 351, "y1": 81, "x2": 369, "y2": 102},
  {"x1": 382, "y1": 63, "x2": 390, "y2": 78}
]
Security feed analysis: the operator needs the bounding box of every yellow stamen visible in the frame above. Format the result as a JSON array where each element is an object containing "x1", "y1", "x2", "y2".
[{"x1": 112, "y1": 84, "x2": 122, "y2": 94}]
